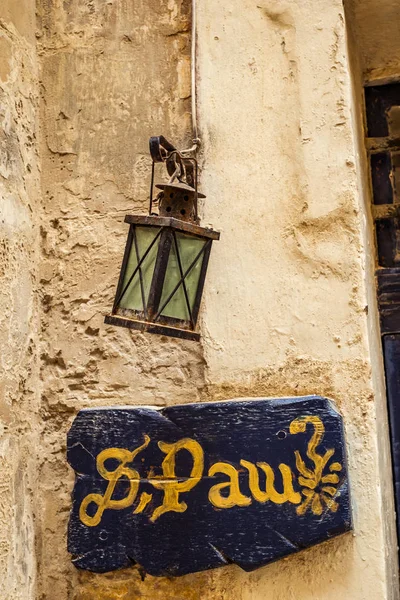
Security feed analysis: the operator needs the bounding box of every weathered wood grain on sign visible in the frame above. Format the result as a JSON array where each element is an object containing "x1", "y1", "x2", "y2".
[{"x1": 67, "y1": 396, "x2": 352, "y2": 576}]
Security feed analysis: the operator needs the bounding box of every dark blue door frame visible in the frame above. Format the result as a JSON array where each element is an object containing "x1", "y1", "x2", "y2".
[{"x1": 366, "y1": 83, "x2": 400, "y2": 543}]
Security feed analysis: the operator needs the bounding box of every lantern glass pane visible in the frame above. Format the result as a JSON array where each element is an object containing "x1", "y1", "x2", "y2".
[
  {"x1": 160, "y1": 232, "x2": 206, "y2": 321},
  {"x1": 119, "y1": 226, "x2": 160, "y2": 312}
]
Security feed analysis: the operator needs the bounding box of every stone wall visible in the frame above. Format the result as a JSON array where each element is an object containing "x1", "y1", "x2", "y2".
[
  {"x1": 0, "y1": 1, "x2": 40, "y2": 599},
  {"x1": 35, "y1": 0, "x2": 211, "y2": 598},
  {"x1": 346, "y1": 0, "x2": 400, "y2": 82},
  {"x1": 195, "y1": 1, "x2": 398, "y2": 599},
  {"x1": 1, "y1": 0, "x2": 399, "y2": 599}
]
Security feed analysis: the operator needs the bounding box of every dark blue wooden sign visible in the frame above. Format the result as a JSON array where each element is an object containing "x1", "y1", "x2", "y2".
[{"x1": 67, "y1": 396, "x2": 351, "y2": 576}]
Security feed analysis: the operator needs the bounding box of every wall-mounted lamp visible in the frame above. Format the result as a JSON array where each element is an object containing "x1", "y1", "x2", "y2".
[{"x1": 105, "y1": 137, "x2": 220, "y2": 341}]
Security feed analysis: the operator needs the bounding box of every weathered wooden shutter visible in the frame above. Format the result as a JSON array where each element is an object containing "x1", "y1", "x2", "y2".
[{"x1": 366, "y1": 82, "x2": 400, "y2": 541}]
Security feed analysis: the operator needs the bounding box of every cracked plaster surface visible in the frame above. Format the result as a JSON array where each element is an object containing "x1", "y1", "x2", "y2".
[
  {"x1": 0, "y1": 1, "x2": 40, "y2": 599},
  {"x1": 1, "y1": 0, "x2": 400, "y2": 599},
  {"x1": 35, "y1": 1, "x2": 212, "y2": 598}
]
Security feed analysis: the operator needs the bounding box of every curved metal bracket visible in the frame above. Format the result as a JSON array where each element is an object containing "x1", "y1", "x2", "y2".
[
  {"x1": 149, "y1": 136, "x2": 176, "y2": 163},
  {"x1": 148, "y1": 136, "x2": 199, "y2": 221}
]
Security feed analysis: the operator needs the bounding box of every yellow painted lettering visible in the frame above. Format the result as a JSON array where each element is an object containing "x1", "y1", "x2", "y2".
[
  {"x1": 133, "y1": 492, "x2": 153, "y2": 514},
  {"x1": 240, "y1": 459, "x2": 268, "y2": 502},
  {"x1": 79, "y1": 435, "x2": 150, "y2": 527},
  {"x1": 150, "y1": 438, "x2": 204, "y2": 522},
  {"x1": 240, "y1": 459, "x2": 301, "y2": 505},
  {"x1": 257, "y1": 462, "x2": 301, "y2": 504},
  {"x1": 208, "y1": 462, "x2": 251, "y2": 509}
]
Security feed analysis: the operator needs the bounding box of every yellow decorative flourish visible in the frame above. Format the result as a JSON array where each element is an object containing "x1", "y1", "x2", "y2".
[{"x1": 289, "y1": 416, "x2": 342, "y2": 516}]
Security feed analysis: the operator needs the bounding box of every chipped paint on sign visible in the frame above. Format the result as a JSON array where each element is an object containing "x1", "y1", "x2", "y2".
[{"x1": 67, "y1": 396, "x2": 351, "y2": 577}]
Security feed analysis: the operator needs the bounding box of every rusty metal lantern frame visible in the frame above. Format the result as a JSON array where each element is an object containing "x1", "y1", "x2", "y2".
[{"x1": 104, "y1": 136, "x2": 220, "y2": 341}]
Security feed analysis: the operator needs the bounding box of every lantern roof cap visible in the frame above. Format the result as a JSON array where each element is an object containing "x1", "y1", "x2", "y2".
[
  {"x1": 155, "y1": 181, "x2": 206, "y2": 198},
  {"x1": 124, "y1": 214, "x2": 220, "y2": 240}
]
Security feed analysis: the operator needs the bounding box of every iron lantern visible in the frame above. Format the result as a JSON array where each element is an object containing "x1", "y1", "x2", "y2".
[{"x1": 105, "y1": 137, "x2": 220, "y2": 341}]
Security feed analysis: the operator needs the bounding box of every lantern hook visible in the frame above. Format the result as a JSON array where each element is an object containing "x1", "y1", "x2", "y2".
[{"x1": 148, "y1": 136, "x2": 199, "y2": 220}]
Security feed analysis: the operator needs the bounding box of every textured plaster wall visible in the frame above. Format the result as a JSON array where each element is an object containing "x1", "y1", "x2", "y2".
[
  {"x1": 345, "y1": 0, "x2": 400, "y2": 82},
  {"x1": 343, "y1": 1, "x2": 400, "y2": 596},
  {"x1": 0, "y1": 1, "x2": 40, "y2": 599},
  {"x1": 1, "y1": 0, "x2": 397, "y2": 599},
  {"x1": 35, "y1": 1, "x2": 211, "y2": 598},
  {"x1": 197, "y1": 0, "x2": 398, "y2": 599}
]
